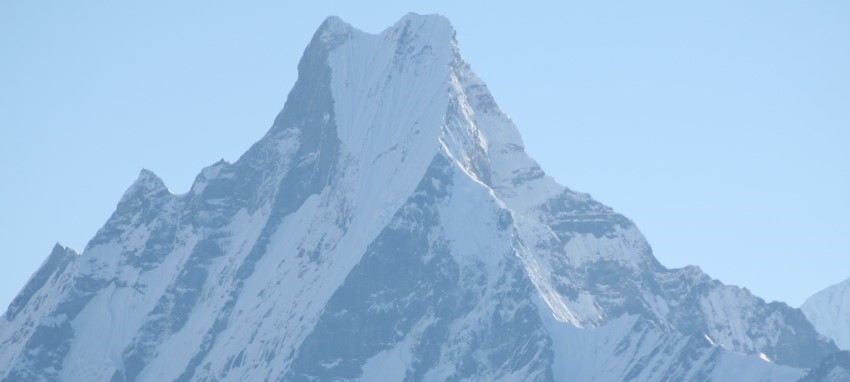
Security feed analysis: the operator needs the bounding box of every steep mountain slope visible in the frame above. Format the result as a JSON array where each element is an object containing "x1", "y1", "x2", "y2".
[
  {"x1": 802, "y1": 278, "x2": 850, "y2": 350},
  {"x1": 0, "y1": 13, "x2": 836, "y2": 381},
  {"x1": 798, "y1": 351, "x2": 850, "y2": 382}
]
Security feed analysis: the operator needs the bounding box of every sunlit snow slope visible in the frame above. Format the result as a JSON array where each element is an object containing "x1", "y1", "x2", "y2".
[
  {"x1": 0, "y1": 13, "x2": 838, "y2": 382},
  {"x1": 802, "y1": 278, "x2": 850, "y2": 351}
]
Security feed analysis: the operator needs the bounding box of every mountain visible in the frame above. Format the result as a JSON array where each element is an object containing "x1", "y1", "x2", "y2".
[
  {"x1": 0, "y1": 13, "x2": 837, "y2": 381},
  {"x1": 798, "y1": 351, "x2": 850, "y2": 382},
  {"x1": 802, "y1": 278, "x2": 850, "y2": 350}
]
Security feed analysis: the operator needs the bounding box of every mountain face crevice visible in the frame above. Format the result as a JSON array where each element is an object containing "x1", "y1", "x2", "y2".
[{"x1": 0, "y1": 13, "x2": 837, "y2": 382}]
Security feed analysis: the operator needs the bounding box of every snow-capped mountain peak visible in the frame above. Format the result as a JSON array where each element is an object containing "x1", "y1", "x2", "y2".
[
  {"x1": 120, "y1": 169, "x2": 171, "y2": 203},
  {"x1": 0, "y1": 14, "x2": 838, "y2": 382},
  {"x1": 802, "y1": 277, "x2": 850, "y2": 350}
]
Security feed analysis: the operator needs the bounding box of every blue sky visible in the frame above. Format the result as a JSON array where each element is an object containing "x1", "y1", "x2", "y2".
[{"x1": 1, "y1": 1, "x2": 848, "y2": 309}]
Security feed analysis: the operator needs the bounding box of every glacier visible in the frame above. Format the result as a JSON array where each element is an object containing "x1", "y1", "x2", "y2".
[{"x1": 0, "y1": 13, "x2": 839, "y2": 381}]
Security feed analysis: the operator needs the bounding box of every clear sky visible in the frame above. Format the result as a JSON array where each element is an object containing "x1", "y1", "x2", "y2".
[{"x1": 1, "y1": 1, "x2": 848, "y2": 310}]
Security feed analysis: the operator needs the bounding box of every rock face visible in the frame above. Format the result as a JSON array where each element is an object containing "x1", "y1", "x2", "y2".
[
  {"x1": 798, "y1": 351, "x2": 850, "y2": 382},
  {"x1": 802, "y1": 278, "x2": 850, "y2": 351},
  {"x1": 0, "y1": 13, "x2": 837, "y2": 382}
]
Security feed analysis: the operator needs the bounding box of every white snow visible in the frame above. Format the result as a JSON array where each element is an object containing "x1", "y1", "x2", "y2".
[
  {"x1": 802, "y1": 277, "x2": 850, "y2": 350},
  {"x1": 0, "y1": 13, "x2": 824, "y2": 382},
  {"x1": 0, "y1": 247, "x2": 79, "y2": 376},
  {"x1": 359, "y1": 317, "x2": 434, "y2": 381},
  {"x1": 713, "y1": 351, "x2": 803, "y2": 382},
  {"x1": 705, "y1": 333, "x2": 717, "y2": 347}
]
